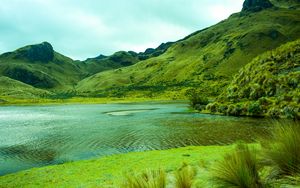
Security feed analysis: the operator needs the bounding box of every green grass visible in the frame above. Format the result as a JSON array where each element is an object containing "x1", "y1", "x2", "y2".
[
  {"x1": 0, "y1": 145, "x2": 235, "y2": 188},
  {"x1": 262, "y1": 122, "x2": 300, "y2": 177},
  {"x1": 175, "y1": 163, "x2": 197, "y2": 188},
  {"x1": 0, "y1": 76, "x2": 51, "y2": 99},
  {"x1": 0, "y1": 96, "x2": 180, "y2": 106},
  {"x1": 212, "y1": 143, "x2": 264, "y2": 188},
  {"x1": 122, "y1": 169, "x2": 166, "y2": 188}
]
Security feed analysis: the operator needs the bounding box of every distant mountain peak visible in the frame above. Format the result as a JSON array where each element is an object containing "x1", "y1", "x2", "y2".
[
  {"x1": 17, "y1": 41, "x2": 54, "y2": 62},
  {"x1": 242, "y1": 0, "x2": 274, "y2": 12}
]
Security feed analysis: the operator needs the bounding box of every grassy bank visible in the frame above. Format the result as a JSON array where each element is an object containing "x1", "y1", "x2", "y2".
[
  {"x1": 0, "y1": 96, "x2": 185, "y2": 106},
  {"x1": 0, "y1": 145, "x2": 235, "y2": 188}
]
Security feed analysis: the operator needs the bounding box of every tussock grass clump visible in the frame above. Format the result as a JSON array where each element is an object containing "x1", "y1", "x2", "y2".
[
  {"x1": 262, "y1": 122, "x2": 300, "y2": 177},
  {"x1": 122, "y1": 169, "x2": 166, "y2": 188},
  {"x1": 212, "y1": 143, "x2": 264, "y2": 188},
  {"x1": 175, "y1": 163, "x2": 196, "y2": 188}
]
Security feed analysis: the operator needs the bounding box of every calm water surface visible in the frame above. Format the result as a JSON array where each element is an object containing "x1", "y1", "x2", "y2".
[{"x1": 0, "y1": 102, "x2": 272, "y2": 175}]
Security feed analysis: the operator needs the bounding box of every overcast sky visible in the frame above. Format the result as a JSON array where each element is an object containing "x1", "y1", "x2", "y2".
[{"x1": 0, "y1": 0, "x2": 244, "y2": 60}]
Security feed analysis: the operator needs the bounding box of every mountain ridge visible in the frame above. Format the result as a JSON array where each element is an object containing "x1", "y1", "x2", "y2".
[
  {"x1": 76, "y1": 6, "x2": 300, "y2": 99},
  {"x1": 0, "y1": 0, "x2": 299, "y2": 106}
]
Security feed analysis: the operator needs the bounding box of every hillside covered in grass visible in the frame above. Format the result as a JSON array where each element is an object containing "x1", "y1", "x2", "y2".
[
  {"x1": 0, "y1": 41, "x2": 173, "y2": 99},
  {"x1": 76, "y1": 1, "x2": 300, "y2": 98},
  {"x1": 0, "y1": 76, "x2": 51, "y2": 101},
  {"x1": 204, "y1": 39, "x2": 300, "y2": 119},
  {"x1": 0, "y1": 42, "x2": 87, "y2": 90},
  {"x1": 0, "y1": 0, "x2": 299, "y2": 104}
]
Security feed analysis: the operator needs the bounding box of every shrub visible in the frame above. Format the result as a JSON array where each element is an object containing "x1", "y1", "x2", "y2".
[
  {"x1": 248, "y1": 102, "x2": 263, "y2": 116},
  {"x1": 175, "y1": 163, "x2": 196, "y2": 188},
  {"x1": 186, "y1": 89, "x2": 209, "y2": 108},
  {"x1": 226, "y1": 104, "x2": 243, "y2": 116},
  {"x1": 262, "y1": 122, "x2": 300, "y2": 177},
  {"x1": 212, "y1": 143, "x2": 264, "y2": 188},
  {"x1": 190, "y1": 95, "x2": 209, "y2": 107},
  {"x1": 122, "y1": 169, "x2": 166, "y2": 188},
  {"x1": 206, "y1": 102, "x2": 219, "y2": 113},
  {"x1": 282, "y1": 106, "x2": 298, "y2": 119},
  {"x1": 267, "y1": 107, "x2": 281, "y2": 118}
]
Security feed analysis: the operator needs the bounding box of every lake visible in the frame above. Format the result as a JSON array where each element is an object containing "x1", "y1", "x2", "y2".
[{"x1": 0, "y1": 102, "x2": 272, "y2": 175}]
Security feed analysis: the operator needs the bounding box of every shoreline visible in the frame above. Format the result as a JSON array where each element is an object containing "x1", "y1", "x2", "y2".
[
  {"x1": 0, "y1": 97, "x2": 189, "y2": 106},
  {"x1": 0, "y1": 145, "x2": 238, "y2": 187}
]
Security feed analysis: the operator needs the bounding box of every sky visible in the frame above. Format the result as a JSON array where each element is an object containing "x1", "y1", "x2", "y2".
[{"x1": 0, "y1": 0, "x2": 244, "y2": 60}]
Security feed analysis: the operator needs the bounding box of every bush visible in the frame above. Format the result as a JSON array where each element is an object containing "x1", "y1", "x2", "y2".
[
  {"x1": 175, "y1": 163, "x2": 196, "y2": 188},
  {"x1": 226, "y1": 104, "x2": 243, "y2": 116},
  {"x1": 190, "y1": 95, "x2": 209, "y2": 107},
  {"x1": 248, "y1": 102, "x2": 263, "y2": 116},
  {"x1": 267, "y1": 107, "x2": 281, "y2": 118},
  {"x1": 186, "y1": 89, "x2": 209, "y2": 108},
  {"x1": 262, "y1": 122, "x2": 300, "y2": 177},
  {"x1": 206, "y1": 102, "x2": 219, "y2": 113},
  {"x1": 212, "y1": 143, "x2": 264, "y2": 188},
  {"x1": 122, "y1": 169, "x2": 166, "y2": 188},
  {"x1": 282, "y1": 106, "x2": 298, "y2": 119}
]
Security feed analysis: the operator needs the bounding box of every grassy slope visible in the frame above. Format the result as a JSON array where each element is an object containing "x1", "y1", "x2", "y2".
[
  {"x1": 271, "y1": 0, "x2": 300, "y2": 8},
  {"x1": 77, "y1": 8, "x2": 300, "y2": 98},
  {"x1": 0, "y1": 42, "x2": 173, "y2": 98},
  {"x1": 0, "y1": 145, "x2": 235, "y2": 188},
  {"x1": 0, "y1": 76, "x2": 51, "y2": 100},
  {"x1": 205, "y1": 39, "x2": 300, "y2": 118},
  {"x1": 0, "y1": 50, "x2": 86, "y2": 90}
]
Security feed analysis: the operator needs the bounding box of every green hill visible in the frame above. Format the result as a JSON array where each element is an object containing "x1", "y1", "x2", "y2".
[
  {"x1": 204, "y1": 39, "x2": 300, "y2": 119},
  {"x1": 76, "y1": 2, "x2": 300, "y2": 98},
  {"x1": 81, "y1": 42, "x2": 173, "y2": 76},
  {"x1": 0, "y1": 42, "x2": 86, "y2": 90},
  {"x1": 0, "y1": 76, "x2": 51, "y2": 100},
  {"x1": 0, "y1": 40, "x2": 173, "y2": 96}
]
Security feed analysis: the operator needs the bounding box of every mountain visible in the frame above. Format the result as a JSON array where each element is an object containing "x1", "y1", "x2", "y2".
[
  {"x1": 81, "y1": 51, "x2": 140, "y2": 76},
  {"x1": 205, "y1": 39, "x2": 300, "y2": 119},
  {"x1": 0, "y1": 40, "x2": 174, "y2": 95},
  {"x1": 81, "y1": 42, "x2": 174, "y2": 76},
  {"x1": 0, "y1": 0, "x2": 299, "y2": 103},
  {"x1": 0, "y1": 42, "x2": 85, "y2": 90},
  {"x1": 77, "y1": 1, "x2": 300, "y2": 98},
  {"x1": 242, "y1": 0, "x2": 273, "y2": 12}
]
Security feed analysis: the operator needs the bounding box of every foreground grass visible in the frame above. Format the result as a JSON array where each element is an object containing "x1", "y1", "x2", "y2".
[{"x1": 0, "y1": 145, "x2": 234, "y2": 188}]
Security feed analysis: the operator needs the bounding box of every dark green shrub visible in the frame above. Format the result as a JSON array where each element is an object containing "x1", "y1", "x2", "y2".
[
  {"x1": 250, "y1": 85, "x2": 264, "y2": 100},
  {"x1": 218, "y1": 105, "x2": 228, "y2": 114},
  {"x1": 226, "y1": 104, "x2": 243, "y2": 116},
  {"x1": 206, "y1": 102, "x2": 219, "y2": 113},
  {"x1": 267, "y1": 107, "x2": 281, "y2": 118},
  {"x1": 282, "y1": 106, "x2": 298, "y2": 119},
  {"x1": 190, "y1": 95, "x2": 209, "y2": 108},
  {"x1": 248, "y1": 102, "x2": 263, "y2": 116}
]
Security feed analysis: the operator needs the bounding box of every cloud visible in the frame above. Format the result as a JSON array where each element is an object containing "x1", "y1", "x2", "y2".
[{"x1": 0, "y1": 0, "x2": 244, "y2": 60}]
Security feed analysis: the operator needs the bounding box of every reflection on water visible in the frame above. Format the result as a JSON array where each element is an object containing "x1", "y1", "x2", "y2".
[{"x1": 0, "y1": 102, "x2": 273, "y2": 175}]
